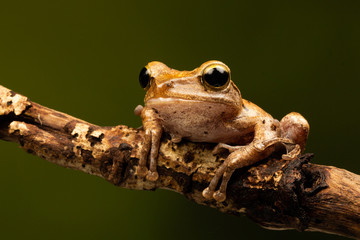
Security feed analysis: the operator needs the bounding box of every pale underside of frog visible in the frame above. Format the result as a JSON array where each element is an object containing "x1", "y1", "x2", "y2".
[{"x1": 134, "y1": 60, "x2": 309, "y2": 202}]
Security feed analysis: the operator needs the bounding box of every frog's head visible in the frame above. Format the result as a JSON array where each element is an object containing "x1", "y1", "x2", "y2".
[{"x1": 138, "y1": 61, "x2": 243, "y2": 112}]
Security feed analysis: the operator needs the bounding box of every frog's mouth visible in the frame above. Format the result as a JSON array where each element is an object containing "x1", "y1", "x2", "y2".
[
  {"x1": 146, "y1": 97, "x2": 202, "y2": 105},
  {"x1": 146, "y1": 97, "x2": 234, "y2": 106},
  {"x1": 145, "y1": 97, "x2": 238, "y2": 120}
]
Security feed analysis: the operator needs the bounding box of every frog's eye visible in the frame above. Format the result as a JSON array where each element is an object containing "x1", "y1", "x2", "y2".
[
  {"x1": 139, "y1": 66, "x2": 151, "y2": 89},
  {"x1": 202, "y1": 64, "x2": 230, "y2": 89}
]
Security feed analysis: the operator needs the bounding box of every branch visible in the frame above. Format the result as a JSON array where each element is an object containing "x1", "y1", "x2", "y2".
[{"x1": 0, "y1": 85, "x2": 359, "y2": 239}]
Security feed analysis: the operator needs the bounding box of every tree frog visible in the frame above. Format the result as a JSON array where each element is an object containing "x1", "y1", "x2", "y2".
[{"x1": 135, "y1": 61, "x2": 309, "y2": 202}]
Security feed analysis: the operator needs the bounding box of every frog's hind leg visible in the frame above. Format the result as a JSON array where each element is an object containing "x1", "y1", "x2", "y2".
[
  {"x1": 202, "y1": 115, "x2": 310, "y2": 202},
  {"x1": 280, "y1": 112, "x2": 310, "y2": 154}
]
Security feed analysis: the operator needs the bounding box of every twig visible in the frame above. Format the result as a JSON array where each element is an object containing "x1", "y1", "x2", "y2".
[{"x1": 0, "y1": 85, "x2": 359, "y2": 239}]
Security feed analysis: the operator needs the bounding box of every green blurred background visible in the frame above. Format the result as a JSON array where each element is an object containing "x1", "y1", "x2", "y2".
[{"x1": 0, "y1": 1, "x2": 358, "y2": 239}]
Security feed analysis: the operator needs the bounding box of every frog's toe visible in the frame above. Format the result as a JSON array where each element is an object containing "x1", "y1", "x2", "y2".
[
  {"x1": 202, "y1": 187, "x2": 214, "y2": 200},
  {"x1": 136, "y1": 166, "x2": 148, "y2": 178},
  {"x1": 170, "y1": 133, "x2": 182, "y2": 143},
  {"x1": 134, "y1": 105, "x2": 144, "y2": 116},
  {"x1": 254, "y1": 142, "x2": 266, "y2": 151},
  {"x1": 213, "y1": 190, "x2": 226, "y2": 202},
  {"x1": 212, "y1": 144, "x2": 224, "y2": 154},
  {"x1": 282, "y1": 144, "x2": 301, "y2": 160},
  {"x1": 213, "y1": 143, "x2": 241, "y2": 154},
  {"x1": 146, "y1": 171, "x2": 159, "y2": 181}
]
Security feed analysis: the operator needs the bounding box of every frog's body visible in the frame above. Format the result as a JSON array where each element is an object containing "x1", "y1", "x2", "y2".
[
  {"x1": 135, "y1": 61, "x2": 309, "y2": 202},
  {"x1": 146, "y1": 98, "x2": 261, "y2": 145}
]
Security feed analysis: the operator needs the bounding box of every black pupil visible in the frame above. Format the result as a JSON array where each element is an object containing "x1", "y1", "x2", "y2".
[
  {"x1": 203, "y1": 66, "x2": 229, "y2": 87},
  {"x1": 139, "y1": 67, "x2": 151, "y2": 88}
]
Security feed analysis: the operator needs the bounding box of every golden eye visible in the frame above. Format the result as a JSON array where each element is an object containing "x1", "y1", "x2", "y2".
[
  {"x1": 202, "y1": 64, "x2": 230, "y2": 89},
  {"x1": 139, "y1": 66, "x2": 151, "y2": 89}
]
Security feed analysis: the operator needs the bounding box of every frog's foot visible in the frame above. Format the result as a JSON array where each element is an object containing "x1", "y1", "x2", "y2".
[
  {"x1": 255, "y1": 137, "x2": 301, "y2": 160},
  {"x1": 203, "y1": 187, "x2": 226, "y2": 203},
  {"x1": 213, "y1": 190, "x2": 226, "y2": 202},
  {"x1": 282, "y1": 144, "x2": 301, "y2": 160},
  {"x1": 170, "y1": 133, "x2": 182, "y2": 143},
  {"x1": 202, "y1": 163, "x2": 227, "y2": 201},
  {"x1": 203, "y1": 163, "x2": 236, "y2": 202},
  {"x1": 146, "y1": 171, "x2": 159, "y2": 181},
  {"x1": 259, "y1": 137, "x2": 294, "y2": 149},
  {"x1": 212, "y1": 143, "x2": 244, "y2": 154},
  {"x1": 202, "y1": 187, "x2": 214, "y2": 200},
  {"x1": 203, "y1": 146, "x2": 260, "y2": 202},
  {"x1": 136, "y1": 162, "x2": 159, "y2": 181},
  {"x1": 136, "y1": 165, "x2": 159, "y2": 181},
  {"x1": 136, "y1": 165, "x2": 148, "y2": 178}
]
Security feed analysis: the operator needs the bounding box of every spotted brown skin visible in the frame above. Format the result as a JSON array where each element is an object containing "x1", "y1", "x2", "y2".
[{"x1": 136, "y1": 60, "x2": 309, "y2": 202}]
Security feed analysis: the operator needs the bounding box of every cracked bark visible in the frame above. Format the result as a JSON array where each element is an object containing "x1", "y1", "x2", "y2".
[{"x1": 0, "y1": 85, "x2": 359, "y2": 239}]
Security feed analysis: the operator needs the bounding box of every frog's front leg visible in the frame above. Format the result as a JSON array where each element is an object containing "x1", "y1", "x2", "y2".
[
  {"x1": 203, "y1": 142, "x2": 275, "y2": 202},
  {"x1": 203, "y1": 144, "x2": 266, "y2": 201},
  {"x1": 203, "y1": 118, "x2": 283, "y2": 202},
  {"x1": 136, "y1": 106, "x2": 162, "y2": 181}
]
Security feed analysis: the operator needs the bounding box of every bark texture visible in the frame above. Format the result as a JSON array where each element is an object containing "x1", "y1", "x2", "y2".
[{"x1": 0, "y1": 85, "x2": 359, "y2": 239}]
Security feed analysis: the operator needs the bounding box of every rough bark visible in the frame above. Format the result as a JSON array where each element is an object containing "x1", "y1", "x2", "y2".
[{"x1": 0, "y1": 85, "x2": 359, "y2": 239}]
